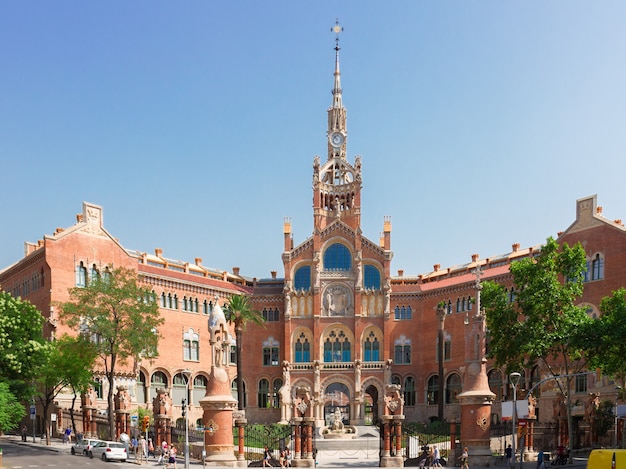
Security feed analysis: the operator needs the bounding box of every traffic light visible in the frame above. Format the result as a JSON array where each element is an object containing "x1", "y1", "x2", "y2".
[
  {"x1": 181, "y1": 398, "x2": 186, "y2": 418},
  {"x1": 141, "y1": 415, "x2": 150, "y2": 432}
]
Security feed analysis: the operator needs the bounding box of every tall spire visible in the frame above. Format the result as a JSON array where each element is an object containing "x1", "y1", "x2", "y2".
[{"x1": 331, "y1": 19, "x2": 343, "y2": 109}]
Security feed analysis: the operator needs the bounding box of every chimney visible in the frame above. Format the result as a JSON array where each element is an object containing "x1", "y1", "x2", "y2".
[
  {"x1": 471, "y1": 253, "x2": 479, "y2": 262},
  {"x1": 597, "y1": 206, "x2": 603, "y2": 215},
  {"x1": 615, "y1": 219, "x2": 623, "y2": 226},
  {"x1": 434, "y1": 264, "x2": 440, "y2": 272},
  {"x1": 76, "y1": 213, "x2": 84, "y2": 223},
  {"x1": 271, "y1": 271, "x2": 277, "y2": 279},
  {"x1": 512, "y1": 243, "x2": 520, "y2": 252},
  {"x1": 397, "y1": 269, "x2": 404, "y2": 277},
  {"x1": 233, "y1": 267, "x2": 240, "y2": 276},
  {"x1": 195, "y1": 257, "x2": 202, "y2": 266},
  {"x1": 155, "y1": 248, "x2": 163, "y2": 257}
]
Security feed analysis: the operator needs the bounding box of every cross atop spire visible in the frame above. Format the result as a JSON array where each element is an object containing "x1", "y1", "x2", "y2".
[
  {"x1": 330, "y1": 19, "x2": 343, "y2": 110},
  {"x1": 331, "y1": 18, "x2": 343, "y2": 51}
]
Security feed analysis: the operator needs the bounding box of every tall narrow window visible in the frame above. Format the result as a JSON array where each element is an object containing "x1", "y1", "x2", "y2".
[
  {"x1": 294, "y1": 266, "x2": 312, "y2": 291},
  {"x1": 427, "y1": 376, "x2": 438, "y2": 406},
  {"x1": 323, "y1": 330, "x2": 351, "y2": 363},
  {"x1": 364, "y1": 331, "x2": 380, "y2": 362},
  {"x1": 75, "y1": 262, "x2": 87, "y2": 287},
  {"x1": 591, "y1": 254, "x2": 604, "y2": 280},
  {"x1": 363, "y1": 265, "x2": 381, "y2": 290},
  {"x1": 272, "y1": 379, "x2": 283, "y2": 409},
  {"x1": 295, "y1": 333, "x2": 311, "y2": 363},
  {"x1": 445, "y1": 373, "x2": 462, "y2": 404},
  {"x1": 404, "y1": 376, "x2": 416, "y2": 406},
  {"x1": 258, "y1": 379, "x2": 270, "y2": 408}
]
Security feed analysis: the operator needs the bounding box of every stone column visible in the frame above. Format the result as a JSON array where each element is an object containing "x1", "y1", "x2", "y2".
[
  {"x1": 292, "y1": 386, "x2": 315, "y2": 468},
  {"x1": 234, "y1": 416, "x2": 246, "y2": 462},
  {"x1": 199, "y1": 298, "x2": 241, "y2": 467},
  {"x1": 457, "y1": 267, "x2": 495, "y2": 467},
  {"x1": 380, "y1": 384, "x2": 404, "y2": 467}
]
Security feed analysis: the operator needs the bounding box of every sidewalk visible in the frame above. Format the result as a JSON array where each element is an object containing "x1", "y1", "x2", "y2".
[{"x1": 0, "y1": 434, "x2": 590, "y2": 469}]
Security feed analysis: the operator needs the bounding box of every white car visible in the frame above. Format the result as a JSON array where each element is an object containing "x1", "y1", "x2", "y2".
[
  {"x1": 71, "y1": 438, "x2": 103, "y2": 456},
  {"x1": 88, "y1": 441, "x2": 128, "y2": 462}
]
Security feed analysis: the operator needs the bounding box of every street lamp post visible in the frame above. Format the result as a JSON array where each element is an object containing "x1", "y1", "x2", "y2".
[
  {"x1": 181, "y1": 369, "x2": 192, "y2": 469},
  {"x1": 510, "y1": 372, "x2": 522, "y2": 469},
  {"x1": 615, "y1": 386, "x2": 622, "y2": 448}
]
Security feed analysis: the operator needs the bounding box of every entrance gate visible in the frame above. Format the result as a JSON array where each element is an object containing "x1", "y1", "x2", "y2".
[{"x1": 243, "y1": 424, "x2": 293, "y2": 465}]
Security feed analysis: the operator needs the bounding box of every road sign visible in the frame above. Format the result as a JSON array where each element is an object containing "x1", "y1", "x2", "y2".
[{"x1": 30, "y1": 405, "x2": 36, "y2": 420}]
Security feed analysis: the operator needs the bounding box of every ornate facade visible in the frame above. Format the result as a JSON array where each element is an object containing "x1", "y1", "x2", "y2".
[{"x1": 1, "y1": 34, "x2": 625, "y2": 449}]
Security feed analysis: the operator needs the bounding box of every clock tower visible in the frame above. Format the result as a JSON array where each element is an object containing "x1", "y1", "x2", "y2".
[{"x1": 313, "y1": 23, "x2": 362, "y2": 233}]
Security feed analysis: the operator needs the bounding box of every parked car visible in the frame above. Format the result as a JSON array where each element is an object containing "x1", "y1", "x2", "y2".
[
  {"x1": 88, "y1": 441, "x2": 127, "y2": 462},
  {"x1": 71, "y1": 438, "x2": 102, "y2": 456}
]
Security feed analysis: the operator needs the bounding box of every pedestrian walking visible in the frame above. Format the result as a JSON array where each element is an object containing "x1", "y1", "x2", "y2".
[
  {"x1": 165, "y1": 445, "x2": 177, "y2": 469},
  {"x1": 459, "y1": 447, "x2": 469, "y2": 469},
  {"x1": 433, "y1": 446, "x2": 442, "y2": 467},
  {"x1": 505, "y1": 444, "x2": 513, "y2": 466},
  {"x1": 138, "y1": 435, "x2": 148, "y2": 463}
]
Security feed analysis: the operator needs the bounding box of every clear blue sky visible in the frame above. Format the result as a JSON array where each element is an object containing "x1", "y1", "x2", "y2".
[{"x1": 2, "y1": 1, "x2": 625, "y2": 279}]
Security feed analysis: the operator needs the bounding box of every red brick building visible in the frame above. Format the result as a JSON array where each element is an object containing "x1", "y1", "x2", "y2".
[{"x1": 1, "y1": 39, "x2": 624, "y2": 443}]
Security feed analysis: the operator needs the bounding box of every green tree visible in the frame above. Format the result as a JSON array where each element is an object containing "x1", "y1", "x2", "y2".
[
  {"x1": 482, "y1": 237, "x2": 592, "y2": 461},
  {"x1": 581, "y1": 288, "x2": 626, "y2": 390},
  {"x1": 0, "y1": 291, "x2": 48, "y2": 400},
  {"x1": 59, "y1": 266, "x2": 164, "y2": 439},
  {"x1": 223, "y1": 294, "x2": 265, "y2": 410},
  {"x1": 0, "y1": 381, "x2": 25, "y2": 434},
  {"x1": 54, "y1": 335, "x2": 98, "y2": 437}
]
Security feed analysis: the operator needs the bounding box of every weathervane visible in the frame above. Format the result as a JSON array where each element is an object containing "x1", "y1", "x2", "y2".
[{"x1": 331, "y1": 19, "x2": 343, "y2": 50}]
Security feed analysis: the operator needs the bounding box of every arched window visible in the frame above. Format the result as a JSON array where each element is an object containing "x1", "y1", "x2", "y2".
[
  {"x1": 488, "y1": 369, "x2": 504, "y2": 401},
  {"x1": 294, "y1": 266, "x2": 311, "y2": 291},
  {"x1": 193, "y1": 375, "x2": 207, "y2": 404},
  {"x1": 323, "y1": 244, "x2": 351, "y2": 271},
  {"x1": 427, "y1": 376, "x2": 438, "y2": 406},
  {"x1": 323, "y1": 330, "x2": 351, "y2": 362},
  {"x1": 446, "y1": 373, "x2": 462, "y2": 404},
  {"x1": 151, "y1": 371, "x2": 168, "y2": 388},
  {"x1": 591, "y1": 253, "x2": 604, "y2": 280},
  {"x1": 258, "y1": 379, "x2": 270, "y2": 408},
  {"x1": 232, "y1": 378, "x2": 247, "y2": 407},
  {"x1": 295, "y1": 332, "x2": 311, "y2": 363},
  {"x1": 272, "y1": 379, "x2": 283, "y2": 409},
  {"x1": 172, "y1": 373, "x2": 188, "y2": 405},
  {"x1": 363, "y1": 330, "x2": 380, "y2": 362},
  {"x1": 136, "y1": 371, "x2": 147, "y2": 404},
  {"x1": 75, "y1": 262, "x2": 87, "y2": 287},
  {"x1": 391, "y1": 375, "x2": 401, "y2": 386},
  {"x1": 364, "y1": 265, "x2": 381, "y2": 290},
  {"x1": 90, "y1": 264, "x2": 100, "y2": 285},
  {"x1": 404, "y1": 376, "x2": 416, "y2": 406}
]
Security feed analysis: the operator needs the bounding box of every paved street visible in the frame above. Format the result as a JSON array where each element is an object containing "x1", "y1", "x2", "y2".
[{"x1": 0, "y1": 435, "x2": 590, "y2": 469}]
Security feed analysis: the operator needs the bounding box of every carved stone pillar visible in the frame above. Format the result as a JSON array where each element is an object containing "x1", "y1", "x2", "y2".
[
  {"x1": 292, "y1": 386, "x2": 315, "y2": 468},
  {"x1": 380, "y1": 384, "x2": 404, "y2": 467}
]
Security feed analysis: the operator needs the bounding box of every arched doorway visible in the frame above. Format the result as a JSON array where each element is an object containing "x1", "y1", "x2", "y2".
[
  {"x1": 323, "y1": 382, "x2": 350, "y2": 426},
  {"x1": 364, "y1": 385, "x2": 379, "y2": 425}
]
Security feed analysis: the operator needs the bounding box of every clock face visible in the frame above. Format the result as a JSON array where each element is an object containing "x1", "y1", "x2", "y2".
[{"x1": 330, "y1": 132, "x2": 344, "y2": 147}]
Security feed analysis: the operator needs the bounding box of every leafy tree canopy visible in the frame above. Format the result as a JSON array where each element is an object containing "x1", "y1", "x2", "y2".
[
  {"x1": 483, "y1": 236, "x2": 591, "y2": 374},
  {"x1": 0, "y1": 381, "x2": 25, "y2": 433},
  {"x1": 59, "y1": 266, "x2": 164, "y2": 439},
  {"x1": 580, "y1": 287, "x2": 626, "y2": 389},
  {"x1": 0, "y1": 290, "x2": 48, "y2": 399}
]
